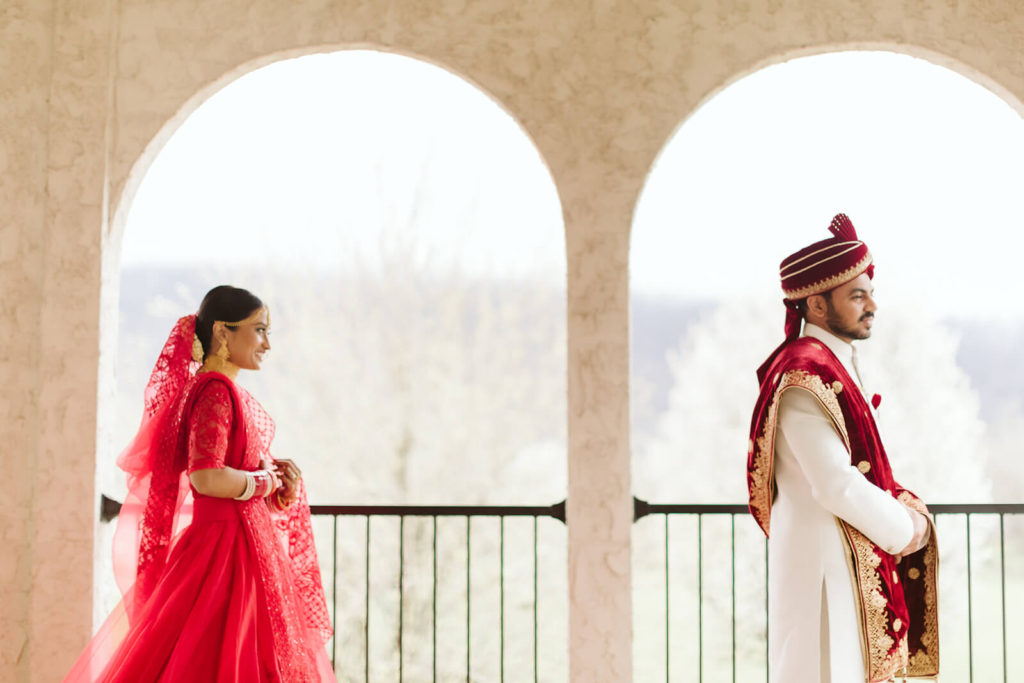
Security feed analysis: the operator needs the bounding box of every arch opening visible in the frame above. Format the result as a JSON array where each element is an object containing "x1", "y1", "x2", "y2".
[
  {"x1": 629, "y1": 49, "x2": 1024, "y2": 681},
  {"x1": 96, "y1": 49, "x2": 569, "y2": 680}
]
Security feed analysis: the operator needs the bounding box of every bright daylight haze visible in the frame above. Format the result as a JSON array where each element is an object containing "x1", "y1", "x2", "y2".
[
  {"x1": 122, "y1": 50, "x2": 563, "y2": 284},
  {"x1": 125, "y1": 51, "x2": 1024, "y2": 321}
]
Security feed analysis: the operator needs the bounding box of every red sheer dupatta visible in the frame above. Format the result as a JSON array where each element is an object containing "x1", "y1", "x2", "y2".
[
  {"x1": 237, "y1": 387, "x2": 333, "y2": 647},
  {"x1": 65, "y1": 316, "x2": 200, "y2": 679},
  {"x1": 232, "y1": 382, "x2": 334, "y2": 674},
  {"x1": 113, "y1": 315, "x2": 201, "y2": 611}
]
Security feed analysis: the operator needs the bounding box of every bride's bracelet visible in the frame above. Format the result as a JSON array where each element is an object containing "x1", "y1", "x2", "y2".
[
  {"x1": 234, "y1": 472, "x2": 257, "y2": 501},
  {"x1": 234, "y1": 469, "x2": 277, "y2": 501},
  {"x1": 252, "y1": 469, "x2": 277, "y2": 498}
]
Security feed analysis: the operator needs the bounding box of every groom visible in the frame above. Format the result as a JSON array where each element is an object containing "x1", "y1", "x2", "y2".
[{"x1": 746, "y1": 214, "x2": 939, "y2": 682}]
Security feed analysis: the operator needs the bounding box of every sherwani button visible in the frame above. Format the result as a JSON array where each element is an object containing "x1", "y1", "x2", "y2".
[
  {"x1": 857, "y1": 460, "x2": 871, "y2": 473},
  {"x1": 908, "y1": 568, "x2": 921, "y2": 580}
]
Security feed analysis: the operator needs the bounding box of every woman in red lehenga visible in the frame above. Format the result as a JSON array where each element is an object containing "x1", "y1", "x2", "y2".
[{"x1": 65, "y1": 285, "x2": 335, "y2": 682}]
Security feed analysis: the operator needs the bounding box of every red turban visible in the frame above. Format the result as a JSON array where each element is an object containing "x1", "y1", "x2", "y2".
[
  {"x1": 780, "y1": 213, "x2": 873, "y2": 300},
  {"x1": 757, "y1": 213, "x2": 874, "y2": 384}
]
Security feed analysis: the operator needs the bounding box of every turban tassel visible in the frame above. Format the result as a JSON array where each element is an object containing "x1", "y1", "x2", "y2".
[
  {"x1": 783, "y1": 298, "x2": 803, "y2": 340},
  {"x1": 756, "y1": 299, "x2": 804, "y2": 385}
]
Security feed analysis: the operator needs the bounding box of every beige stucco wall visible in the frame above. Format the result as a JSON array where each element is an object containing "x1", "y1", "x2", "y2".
[
  {"x1": 2, "y1": 0, "x2": 1023, "y2": 680},
  {"x1": 1, "y1": 1, "x2": 49, "y2": 676}
]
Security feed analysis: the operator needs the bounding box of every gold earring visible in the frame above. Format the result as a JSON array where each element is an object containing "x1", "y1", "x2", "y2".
[
  {"x1": 216, "y1": 340, "x2": 230, "y2": 362},
  {"x1": 191, "y1": 334, "x2": 204, "y2": 363}
]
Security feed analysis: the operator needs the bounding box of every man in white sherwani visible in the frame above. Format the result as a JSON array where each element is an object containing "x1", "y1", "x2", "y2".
[{"x1": 747, "y1": 214, "x2": 939, "y2": 683}]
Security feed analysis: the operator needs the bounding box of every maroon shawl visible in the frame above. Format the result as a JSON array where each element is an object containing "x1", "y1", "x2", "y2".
[{"x1": 748, "y1": 337, "x2": 939, "y2": 681}]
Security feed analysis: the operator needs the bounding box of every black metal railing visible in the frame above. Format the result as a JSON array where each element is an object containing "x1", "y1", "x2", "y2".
[
  {"x1": 100, "y1": 495, "x2": 567, "y2": 682},
  {"x1": 310, "y1": 502, "x2": 566, "y2": 682},
  {"x1": 632, "y1": 498, "x2": 1024, "y2": 683},
  {"x1": 100, "y1": 495, "x2": 1023, "y2": 681}
]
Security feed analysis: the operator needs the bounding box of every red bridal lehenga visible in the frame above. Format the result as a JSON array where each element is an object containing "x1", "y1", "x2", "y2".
[{"x1": 65, "y1": 316, "x2": 335, "y2": 682}]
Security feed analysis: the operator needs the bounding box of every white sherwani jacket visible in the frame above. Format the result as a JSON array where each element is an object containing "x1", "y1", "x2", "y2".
[{"x1": 767, "y1": 324, "x2": 915, "y2": 683}]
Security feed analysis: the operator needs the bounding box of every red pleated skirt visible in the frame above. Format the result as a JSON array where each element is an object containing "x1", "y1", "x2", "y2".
[{"x1": 65, "y1": 497, "x2": 334, "y2": 682}]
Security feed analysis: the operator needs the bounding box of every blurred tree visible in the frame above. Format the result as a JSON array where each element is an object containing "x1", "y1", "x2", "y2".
[{"x1": 635, "y1": 296, "x2": 991, "y2": 503}]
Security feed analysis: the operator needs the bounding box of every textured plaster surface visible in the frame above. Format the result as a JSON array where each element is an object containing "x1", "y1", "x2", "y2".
[
  {"x1": 0, "y1": 1, "x2": 51, "y2": 680},
  {"x1": 5, "y1": 0, "x2": 1024, "y2": 681},
  {"x1": 28, "y1": 0, "x2": 111, "y2": 681}
]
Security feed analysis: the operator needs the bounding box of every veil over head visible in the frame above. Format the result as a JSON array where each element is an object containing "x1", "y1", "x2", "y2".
[{"x1": 112, "y1": 314, "x2": 201, "y2": 606}]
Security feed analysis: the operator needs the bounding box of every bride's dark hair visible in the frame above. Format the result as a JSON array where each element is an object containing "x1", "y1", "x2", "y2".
[{"x1": 194, "y1": 285, "x2": 263, "y2": 360}]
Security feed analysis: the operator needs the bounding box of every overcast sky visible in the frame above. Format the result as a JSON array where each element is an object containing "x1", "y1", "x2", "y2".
[{"x1": 122, "y1": 49, "x2": 1024, "y2": 321}]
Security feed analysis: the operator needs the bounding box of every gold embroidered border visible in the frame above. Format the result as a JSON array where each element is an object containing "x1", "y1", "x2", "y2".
[
  {"x1": 837, "y1": 520, "x2": 870, "y2": 671},
  {"x1": 898, "y1": 492, "x2": 940, "y2": 676},
  {"x1": 750, "y1": 407, "x2": 778, "y2": 534},
  {"x1": 749, "y1": 369, "x2": 849, "y2": 535},
  {"x1": 783, "y1": 252, "x2": 873, "y2": 300},
  {"x1": 840, "y1": 523, "x2": 907, "y2": 682},
  {"x1": 780, "y1": 369, "x2": 849, "y2": 447}
]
